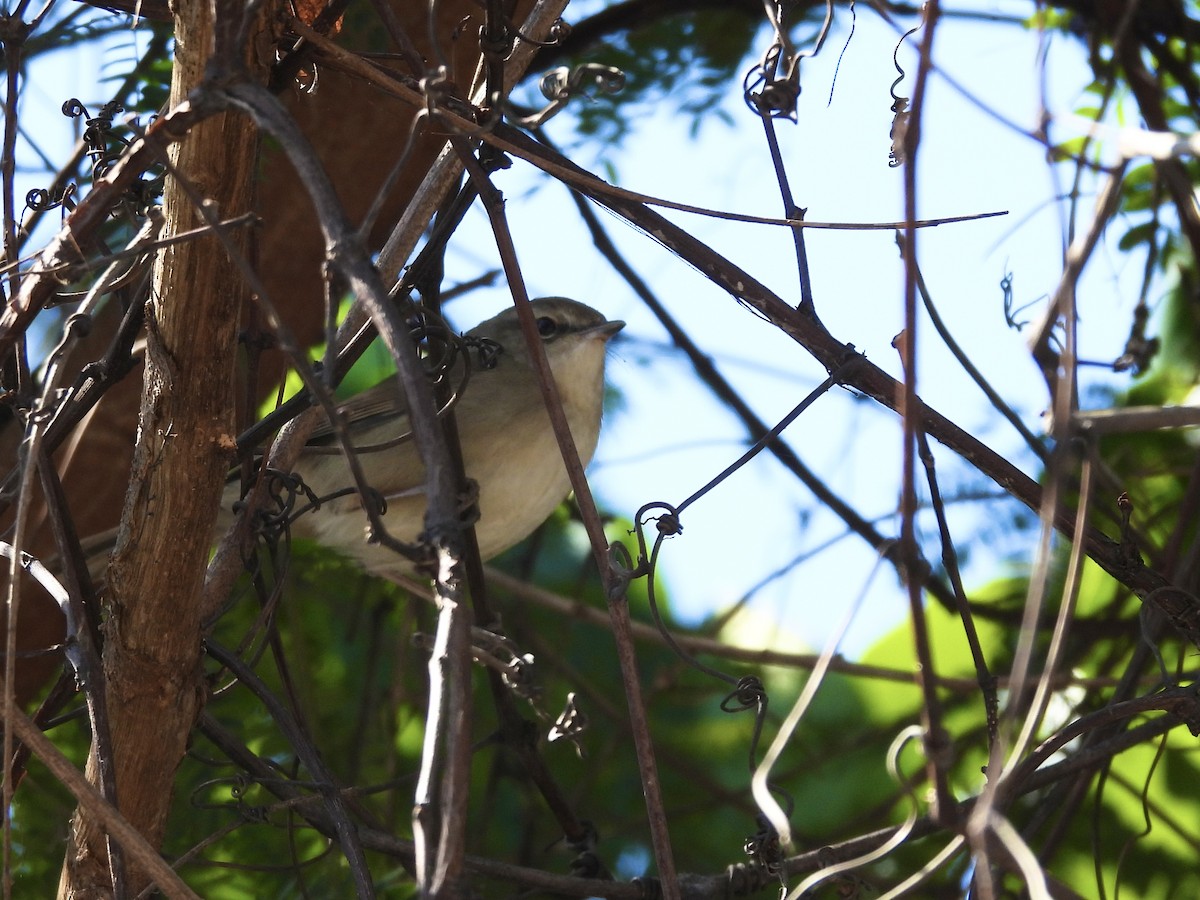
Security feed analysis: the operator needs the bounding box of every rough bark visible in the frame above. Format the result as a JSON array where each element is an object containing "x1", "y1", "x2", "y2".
[{"x1": 56, "y1": 2, "x2": 265, "y2": 896}]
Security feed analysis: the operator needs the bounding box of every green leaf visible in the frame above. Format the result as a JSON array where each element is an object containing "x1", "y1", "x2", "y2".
[{"x1": 1118, "y1": 220, "x2": 1159, "y2": 251}]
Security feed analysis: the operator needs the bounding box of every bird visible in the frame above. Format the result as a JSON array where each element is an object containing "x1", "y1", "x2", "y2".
[{"x1": 240, "y1": 296, "x2": 623, "y2": 581}]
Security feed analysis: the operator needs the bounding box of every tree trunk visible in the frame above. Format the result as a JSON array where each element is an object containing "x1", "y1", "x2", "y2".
[{"x1": 56, "y1": 4, "x2": 266, "y2": 896}]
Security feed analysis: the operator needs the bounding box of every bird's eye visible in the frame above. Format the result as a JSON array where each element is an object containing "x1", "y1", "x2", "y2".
[{"x1": 536, "y1": 316, "x2": 558, "y2": 338}]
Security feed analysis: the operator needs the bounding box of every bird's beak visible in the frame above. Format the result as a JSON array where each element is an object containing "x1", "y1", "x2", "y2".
[{"x1": 586, "y1": 320, "x2": 625, "y2": 342}]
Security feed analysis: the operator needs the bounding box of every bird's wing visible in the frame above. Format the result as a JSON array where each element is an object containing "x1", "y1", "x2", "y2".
[{"x1": 306, "y1": 376, "x2": 407, "y2": 446}]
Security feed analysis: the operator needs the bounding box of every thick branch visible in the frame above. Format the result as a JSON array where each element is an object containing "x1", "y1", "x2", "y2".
[{"x1": 58, "y1": 4, "x2": 267, "y2": 897}]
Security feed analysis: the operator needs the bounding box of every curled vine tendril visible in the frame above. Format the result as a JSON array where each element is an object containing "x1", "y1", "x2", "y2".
[
  {"x1": 508, "y1": 63, "x2": 626, "y2": 128},
  {"x1": 509, "y1": 13, "x2": 570, "y2": 49},
  {"x1": 55, "y1": 97, "x2": 163, "y2": 217},
  {"x1": 25, "y1": 182, "x2": 77, "y2": 215},
  {"x1": 64, "y1": 98, "x2": 129, "y2": 178},
  {"x1": 888, "y1": 22, "x2": 922, "y2": 168},
  {"x1": 744, "y1": 0, "x2": 835, "y2": 120}
]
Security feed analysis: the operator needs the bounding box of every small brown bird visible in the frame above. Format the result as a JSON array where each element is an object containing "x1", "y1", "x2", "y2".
[{"x1": 252, "y1": 297, "x2": 623, "y2": 579}]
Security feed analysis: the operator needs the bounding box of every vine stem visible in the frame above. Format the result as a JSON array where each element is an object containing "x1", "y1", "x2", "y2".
[{"x1": 457, "y1": 145, "x2": 681, "y2": 898}]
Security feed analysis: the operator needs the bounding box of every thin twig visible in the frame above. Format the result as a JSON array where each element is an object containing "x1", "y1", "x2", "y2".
[
  {"x1": 752, "y1": 47, "x2": 814, "y2": 313},
  {"x1": 1027, "y1": 163, "x2": 1129, "y2": 394},
  {"x1": 897, "y1": 231, "x2": 1046, "y2": 460},
  {"x1": 197, "y1": 712, "x2": 652, "y2": 898},
  {"x1": 485, "y1": 568, "x2": 1126, "y2": 690},
  {"x1": 915, "y1": 429, "x2": 999, "y2": 744},
  {"x1": 34, "y1": 450, "x2": 128, "y2": 895},
  {"x1": 455, "y1": 144, "x2": 682, "y2": 896},
  {"x1": 294, "y1": 22, "x2": 1009, "y2": 232},
  {"x1": 207, "y1": 641, "x2": 376, "y2": 898},
  {"x1": 1004, "y1": 446, "x2": 1095, "y2": 779},
  {"x1": 0, "y1": 699, "x2": 201, "y2": 899},
  {"x1": 896, "y1": 0, "x2": 956, "y2": 835}
]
